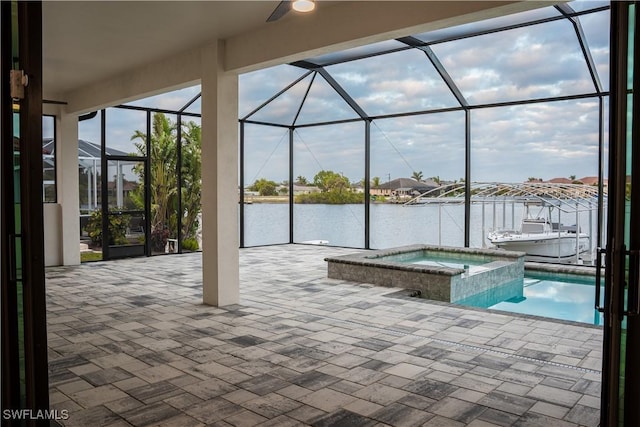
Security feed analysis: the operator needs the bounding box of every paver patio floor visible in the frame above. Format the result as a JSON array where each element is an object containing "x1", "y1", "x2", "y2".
[{"x1": 46, "y1": 245, "x2": 602, "y2": 426}]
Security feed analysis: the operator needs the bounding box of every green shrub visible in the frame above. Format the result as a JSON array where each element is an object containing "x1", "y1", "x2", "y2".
[
  {"x1": 85, "y1": 210, "x2": 130, "y2": 246},
  {"x1": 182, "y1": 238, "x2": 199, "y2": 251},
  {"x1": 295, "y1": 191, "x2": 364, "y2": 204}
]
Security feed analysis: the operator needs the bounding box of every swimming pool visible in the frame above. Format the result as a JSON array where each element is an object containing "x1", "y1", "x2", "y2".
[
  {"x1": 326, "y1": 245, "x2": 525, "y2": 303},
  {"x1": 327, "y1": 246, "x2": 602, "y2": 325},
  {"x1": 458, "y1": 270, "x2": 604, "y2": 325}
]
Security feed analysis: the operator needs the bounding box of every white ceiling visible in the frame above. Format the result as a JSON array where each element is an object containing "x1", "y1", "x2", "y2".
[{"x1": 42, "y1": 1, "x2": 296, "y2": 96}]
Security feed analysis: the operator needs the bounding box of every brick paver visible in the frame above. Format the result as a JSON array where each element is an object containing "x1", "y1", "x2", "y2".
[{"x1": 46, "y1": 245, "x2": 602, "y2": 426}]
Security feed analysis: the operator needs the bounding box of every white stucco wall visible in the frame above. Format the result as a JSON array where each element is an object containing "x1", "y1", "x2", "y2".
[{"x1": 43, "y1": 203, "x2": 62, "y2": 266}]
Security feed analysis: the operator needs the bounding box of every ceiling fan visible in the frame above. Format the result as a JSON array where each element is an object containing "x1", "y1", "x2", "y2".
[{"x1": 267, "y1": 0, "x2": 316, "y2": 22}]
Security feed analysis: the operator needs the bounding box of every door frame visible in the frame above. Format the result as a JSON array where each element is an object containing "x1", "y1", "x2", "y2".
[{"x1": 602, "y1": 1, "x2": 640, "y2": 424}]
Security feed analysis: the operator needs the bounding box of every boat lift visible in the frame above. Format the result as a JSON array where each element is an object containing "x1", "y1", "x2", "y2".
[{"x1": 404, "y1": 182, "x2": 606, "y2": 265}]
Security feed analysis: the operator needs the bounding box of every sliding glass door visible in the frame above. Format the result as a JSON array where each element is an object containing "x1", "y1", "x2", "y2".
[
  {"x1": 1, "y1": 0, "x2": 49, "y2": 418},
  {"x1": 601, "y1": 2, "x2": 640, "y2": 424}
]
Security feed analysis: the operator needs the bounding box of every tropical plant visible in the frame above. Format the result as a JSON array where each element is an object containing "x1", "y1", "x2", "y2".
[
  {"x1": 131, "y1": 113, "x2": 178, "y2": 247},
  {"x1": 411, "y1": 171, "x2": 423, "y2": 182},
  {"x1": 371, "y1": 176, "x2": 381, "y2": 187},
  {"x1": 182, "y1": 238, "x2": 199, "y2": 251},
  {"x1": 130, "y1": 113, "x2": 203, "y2": 251},
  {"x1": 150, "y1": 227, "x2": 169, "y2": 253},
  {"x1": 296, "y1": 175, "x2": 309, "y2": 185},
  {"x1": 85, "y1": 209, "x2": 130, "y2": 246},
  {"x1": 180, "y1": 120, "x2": 202, "y2": 241}
]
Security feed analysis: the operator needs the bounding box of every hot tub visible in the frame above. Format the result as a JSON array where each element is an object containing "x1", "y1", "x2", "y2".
[{"x1": 325, "y1": 244, "x2": 526, "y2": 303}]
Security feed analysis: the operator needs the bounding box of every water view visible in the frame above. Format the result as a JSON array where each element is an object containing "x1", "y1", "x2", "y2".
[{"x1": 243, "y1": 202, "x2": 600, "y2": 253}]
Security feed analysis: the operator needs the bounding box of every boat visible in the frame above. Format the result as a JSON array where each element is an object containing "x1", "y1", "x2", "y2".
[
  {"x1": 301, "y1": 239, "x2": 329, "y2": 245},
  {"x1": 487, "y1": 201, "x2": 590, "y2": 262}
]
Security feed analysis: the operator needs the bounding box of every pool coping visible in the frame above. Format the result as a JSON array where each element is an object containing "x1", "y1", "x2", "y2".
[{"x1": 324, "y1": 244, "x2": 526, "y2": 277}]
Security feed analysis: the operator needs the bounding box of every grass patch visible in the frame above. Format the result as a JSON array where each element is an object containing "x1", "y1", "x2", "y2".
[{"x1": 81, "y1": 252, "x2": 103, "y2": 262}]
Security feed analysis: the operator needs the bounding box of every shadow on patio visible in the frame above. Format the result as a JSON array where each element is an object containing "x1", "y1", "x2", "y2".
[{"x1": 46, "y1": 245, "x2": 601, "y2": 426}]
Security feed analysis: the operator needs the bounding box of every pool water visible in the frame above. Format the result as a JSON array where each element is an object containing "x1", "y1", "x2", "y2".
[
  {"x1": 397, "y1": 253, "x2": 486, "y2": 271},
  {"x1": 458, "y1": 273, "x2": 604, "y2": 325}
]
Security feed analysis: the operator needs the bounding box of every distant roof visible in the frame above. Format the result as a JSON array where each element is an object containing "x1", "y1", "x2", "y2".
[
  {"x1": 378, "y1": 177, "x2": 438, "y2": 190},
  {"x1": 577, "y1": 176, "x2": 600, "y2": 185},
  {"x1": 547, "y1": 177, "x2": 573, "y2": 184},
  {"x1": 42, "y1": 138, "x2": 130, "y2": 159}
]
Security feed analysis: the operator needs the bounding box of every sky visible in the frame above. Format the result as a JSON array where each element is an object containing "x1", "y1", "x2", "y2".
[{"x1": 73, "y1": 1, "x2": 609, "y2": 186}]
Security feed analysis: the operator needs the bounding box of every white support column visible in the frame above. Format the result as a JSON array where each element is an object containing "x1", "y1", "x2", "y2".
[
  {"x1": 58, "y1": 111, "x2": 81, "y2": 265},
  {"x1": 200, "y1": 40, "x2": 240, "y2": 306}
]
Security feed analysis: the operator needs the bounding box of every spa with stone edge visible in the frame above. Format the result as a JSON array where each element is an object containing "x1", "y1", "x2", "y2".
[{"x1": 325, "y1": 244, "x2": 526, "y2": 303}]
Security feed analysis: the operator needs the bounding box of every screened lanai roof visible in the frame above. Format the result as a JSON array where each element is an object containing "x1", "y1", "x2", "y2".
[
  {"x1": 240, "y1": 0, "x2": 609, "y2": 126},
  {"x1": 43, "y1": 138, "x2": 128, "y2": 159},
  {"x1": 43, "y1": 138, "x2": 129, "y2": 171}
]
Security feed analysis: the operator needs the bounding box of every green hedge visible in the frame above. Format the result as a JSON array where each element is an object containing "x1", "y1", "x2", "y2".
[{"x1": 295, "y1": 191, "x2": 364, "y2": 204}]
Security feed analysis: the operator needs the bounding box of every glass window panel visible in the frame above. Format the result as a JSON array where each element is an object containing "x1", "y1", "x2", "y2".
[
  {"x1": 414, "y1": 6, "x2": 561, "y2": 43},
  {"x1": 578, "y1": 10, "x2": 609, "y2": 91},
  {"x1": 122, "y1": 86, "x2": 201, "y2": 111},
  {"x1": 469, "y1": 99, "x2": 601, "y2": 248},
  {"x1": 106, "y1": 160, "x2": 144, "y2": 211},
  {"x1": 243, "y1": 124, "x2": 290, "y2": 246},
  {"x1": 79, "y1": 112, "x2": 102, "y2": 214},
  {"x1": 78, "y1": 112, "x2": 102, "y2": 258},
  {"x1": 304, "y1": 40, "x2": 407, "y2": 66},
  {"x1": 295, "y1": 73, "x2": 361, "y2": 125},
  {"x1": 42, "y1": 115, "x2": 56, "y2": 202},
  {"x1": 370, "y1": 112, "x2": 466, "y2": 248},
  {"x1": 567, "y1": 0, "x2": 609, "y2": 13},
  {"x1": 106, "y1": 108, "x2": 147, "y2": 156},
  {"x1": 431, "y1": 19, "x2": 596, "y2": 104},
  {"x1": 181, "y1": 116, "x2": 202, "y2": 252},
  {"x1": 245, "y1": 73, "x2": 313, "y2": 126},
  {"x1": 105, "y1": 160, "x2": 145, "y2": 251},
  {"x1": 78, "y1": 110, "x2": 101, "y2": 156},
  {"x1": 326, "y1": 48, "x2": 461, "y2": 116},
  {"x1": 239, "y1": 64, "x2": 308, "y2": 118},
  {"x1": 183, "y1": 95, "x2": 201, "y2": 115},
  {"x1": 79, "y1": 161, "x2": 101, "y2": 251},
  {"x1": 293, "y1": 122, "x2": 365, "y2": 247}
]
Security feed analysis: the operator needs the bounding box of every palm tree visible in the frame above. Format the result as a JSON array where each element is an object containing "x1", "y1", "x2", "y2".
[
  {"x1": 371, "y1": 176, "x2": 381, "y2": 188},
  {"x1": 131, "y1": 113, "x2": 178, "y2": 251},
  {"x1": 296, "y1": 175, "x2": 308, "y2": 185},
  {"x1": 180, "y1": 120, "x2": 202, "y2": 242},
  {"x1": 411, "y1": 171, "x2": 423, "y2": 182}
]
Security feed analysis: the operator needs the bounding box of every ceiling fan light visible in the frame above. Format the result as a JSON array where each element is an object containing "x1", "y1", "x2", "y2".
[{"x1": 292, "y1": 0, "x2": 315, "y2": 13}]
